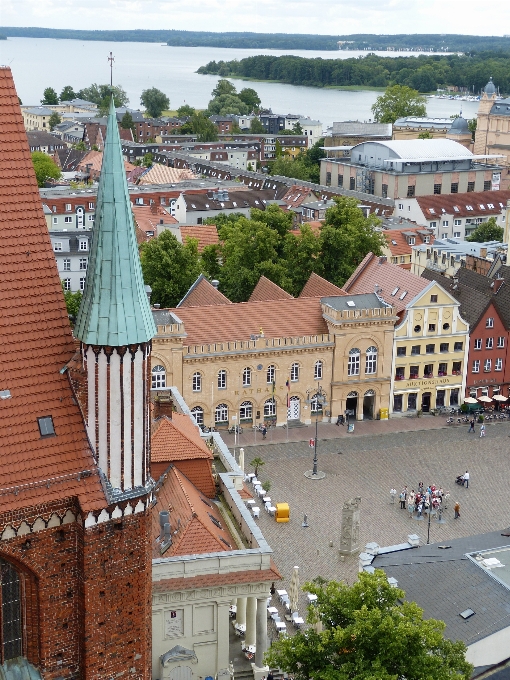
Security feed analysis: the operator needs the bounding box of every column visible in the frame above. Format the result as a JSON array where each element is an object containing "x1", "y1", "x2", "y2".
[
  {"x1": 236, "y1": 597, "x2": 246, "y2": 628},
  {"x1": 217, "y1": 602, "x2": 230, "y2": 673},
  {"x1": 255, "y1": 597, "x2": 268, "y2": 669},
  {"x1": 245, "y1": 597, "x2": 257, "y2": 648}
]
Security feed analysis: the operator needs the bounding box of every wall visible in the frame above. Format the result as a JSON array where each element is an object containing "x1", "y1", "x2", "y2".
[
  {"x1": 465, "y1": 626, "x2": 510, "y2": 667},
  {"x1": 466, "y1": 301, "x2": 509, "y2": 398}
]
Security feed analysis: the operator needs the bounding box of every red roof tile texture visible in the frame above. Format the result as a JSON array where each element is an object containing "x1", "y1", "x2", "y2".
[
  {"x1": 0, "y1": 68, "x2": 105, "y2": 513},
  {"x1": 180, "y1": 225, "x2": 219, "y2": 253},
  {"x1": 343, "y1": 252, "x2": 429, "y2": 313},
  {"x1": 415, "y1": 190, "x2": 510, "y2": 219},
  {"x1": 178, "y1": 275, "x2": 232, "y2": 308},
  {"x1": 299, "y1": 272, "x2": 346, "y2": 298},
  {"x1": 384, "y1": 228, "x2": 435, "y2": 257},
  {"x1": 153, "y1": 565, "x2": 282, "y2": 593},
  {"x1": 249, "y1": 276, "x2": 293, "y2": 302}
]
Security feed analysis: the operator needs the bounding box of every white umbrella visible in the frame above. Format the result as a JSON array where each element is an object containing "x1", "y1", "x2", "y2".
[
  {"x1": 464, "y1": 397, "x2": 478, "y2": 404},
  {"x1": 493, "y1": 395, "x2": 508, "y2": 402},
  {"x1": 478, "y1": 396, "x2": 493, "y2": 403},
  {"x1": 289, "y1": 566, "x2": 300, "y2": 613}
]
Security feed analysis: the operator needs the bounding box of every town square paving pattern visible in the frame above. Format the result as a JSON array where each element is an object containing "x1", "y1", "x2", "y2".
[{"x1": 242, "y1": 421, "x2": 510, "y2": 615}]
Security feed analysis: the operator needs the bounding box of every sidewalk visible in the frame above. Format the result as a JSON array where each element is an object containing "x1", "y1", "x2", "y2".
[{"x1": 221, "y1": 413, "x2": 459, "y2": 448}]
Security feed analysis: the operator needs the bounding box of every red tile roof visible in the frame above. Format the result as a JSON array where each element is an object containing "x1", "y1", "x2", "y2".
[
  {"x1": 384, "y1": 228, "x2": 434, "y2": 257},
  {"x1": 0, "y1": 67, "x2": 105, "y2": 513},
  {"x1": 153, "y1": 564, "x2": 282, "y2": 593},
  {"x1": 415, "y1": 190, "x2": 510, "y2": 219},
  {"x1": 180, "y1": 225, "x2": 219, "y2": 252},
  {"x1": 177, "y1": 275, "x2": 231, "y2": 308},
  {"x1": 138, "y1": 164, "x2": 196, "y2": 185},
  {"x1": 249, "y1": 276, "x2": 293, "y2": 302},
  {"x1": 151, "y1": 414, "x2": 212, "y2": 463},
  {"x1": 299, "y1": 272, "x2": 346, "y2": 298},
  {"x1": 152, "y1": 466, "x2": 236, "y2": 558},
  {"x1": 281, "y1": 185, "x2": 318, "y2": 210},
  {"x1": 78, "y1": 150, "x2": 135, "y2": 175},
  {"x1": 132, "y1": 205, "x2": 178, "y2": 235},
  {"x1": 343, "y1": 252, "x2": 429, "y2": 312},
  {"x1": 170, "y1": 296, "x2": 328, "y2": 345}
]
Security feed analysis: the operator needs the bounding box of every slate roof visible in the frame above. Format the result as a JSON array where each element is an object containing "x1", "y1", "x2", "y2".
[
  {"x1": 26, "y1": 130, "x2": 66, "y2": 149},
  {"x1": 182, "y1": 189, "x2": 275, "y2": 212},
  {"x1": 415, "y1": 190, "x2": 510, "y2": 219},
  {"x1": 421, "y1": 269, "x2": 491, "y2": 329},
  {"x1": 151, "y1": 414, "x2": 213, "y2": 463},
  {"x1": 74, "y1": 98, "x2": 157, "y2": 346},
  {"x1": 177, "y1": 274, "x2": 231, "y2": 308},
  {"x1": 343, "y1": 252, "x2": 429, "y2": 313},
  {"x1": 55, "y1": 148, "x2": 88, "y2": 171},
  {"x1": 249, "y1": 276, "x2": 293, "y2": 302},
  {"x1": 322, "y1": 293, "x2": 389, "y2": 311},
  {"x1": 372, "y1": 529, "x2": 510, "y2": 647},
  {"x1": 0, "y1": 67, "x2": 105, "y2": 513},
  {"x1": 299, "y1": 272, "x2": 346, "y2": 298},
  {"x1": 180, "y1": 225, "x2": 219, "y2": 252}
]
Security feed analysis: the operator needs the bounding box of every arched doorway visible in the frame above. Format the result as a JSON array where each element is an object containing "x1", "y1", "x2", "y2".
[
  {"x1": 421, "y1": 392, "x2": 431, "y2": 413},
  {"x1": 346, "y1": 391, "x2": 358, "y2": 420},
  {"x1": 287, "y1": 396, "x2": 300, "y2": 421},
  {"x1": 363, "y1": 390, "x2": 375, "y2": 420}
]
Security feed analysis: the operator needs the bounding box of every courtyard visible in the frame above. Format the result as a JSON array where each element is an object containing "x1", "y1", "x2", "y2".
[{"x1": 235, "y1": 419, "x2": 510, "y2": 616}]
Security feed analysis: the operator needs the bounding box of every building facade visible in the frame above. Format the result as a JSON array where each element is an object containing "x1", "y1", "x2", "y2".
[{"x1": 474, "y1": 78, "x2": 510, "y2": 168}]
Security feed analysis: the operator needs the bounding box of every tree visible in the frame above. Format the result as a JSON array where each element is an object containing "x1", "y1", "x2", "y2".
[
  {"x1": 317, "y1": 197, "x2": 386, "y2": 286},
  {"x1": 270, "y1": 155, "x2": 311, "y2": 181},
  {"x1": 266, "y1": 571, "x2": 472, "y2": 680},
  {"x1": 140, "y1": 231, "x2": 202, "y2": 308},
  {"x1": 250, "y1": 117, "x2": 266, "y2": 133},
  {"x1": 63, "y1": 288, "x2": 82, "y2": 323},
  {"x1": 188, "y1": 112, "x2": 219, "y2": 142},
  {"x1": 238, "y1": 87, "x2": 261, "y2": 112},
  {"x1": 140, "y1": 87, "x2": 170, "y2": 118},
  {"x1": 292, "y1": 121, "x2": 303, "y2": 135},
  {"x1": 142, "y1": 152, "x2": 153, "y2": 168},
  {"x1": 418, "y1": 130, "x2": 432, "y2": 139},
  {"x1": 249, "y1": 457, "x2": 264, "y2": 476},
  {"x1": 77, "y1": 84, "x2": 129, "y2": 115},
  {"x1": 283, "y1": 225, "x2": 321, "y2": 296},
  {"x1": 120, "y1": 111, "x2": 136, "y2": 138},
  {"x1": 31, "y1": 151, "x2": 61, "y2": 187},
  {"x1": 48, "y1": 112, "x2": 61, "y2": 131},
  {"x1": 207, "y1": 94, "x2": 248, "y2": 116},
  {"x1": 371, "y1": 84, "x2": 427, "y2": 124},
  {"x1": 59, "y1": 85, "x2": 76, "y2": 101},
  {"x1": 211, "y1": 79, "x2": 237, "y2": 99},
  {"x1": 41, "y1": 87, "x2": 58, "y2": 105},
  {"x1": 468, "y1": 118, "x2": 477, "y2": 140},
  {"x1": 72, "y1": 141, "x2": 87, "y2": 151},
  {"x1": 466, "y1": 216, "x2": 504, "y2": 242},
  {"x1": 177, "y1": 104, "x2": 195, "y2": 118}
]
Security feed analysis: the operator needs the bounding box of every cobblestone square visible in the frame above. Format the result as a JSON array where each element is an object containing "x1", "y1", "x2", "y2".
[{"x1": 240, "y1": 420, "x2": 510, "y2": 614}]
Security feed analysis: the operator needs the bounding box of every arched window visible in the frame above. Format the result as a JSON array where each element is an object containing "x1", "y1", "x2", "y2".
[
  {"x1": 310, "y1": 393, "x2": 323, "y2": 413},
  {"x1": 217, "y1": 369, "x2": 227, "y2": 389},
  {"x1": 264, "y1": 397, "x2": 276, "y2": 417},
  {"x1": 191, "y1": 406, "x2": 204, "y2": 425},
  {"x1": 215, "y1": 403, "x2": 228, "y2": 423},
  {"x1": 242, "y1": 367, "x2": 252, "y2": 387},
  {"x1": 0, "y1": 558, "x2": 22, "y2": 661},
  {"x1": 267, "y1": 365, "x2": 276, "y2": 384},
  {"x1": 365, "y1": 346, "x2": 378, "y2": 375},
  {"x1": 290, "y1": 363, "x2": 300, "y2": 382},
  {"x1": 151, "y1": 365, "x2": 166, "y2": 389},
  {"x1": 192, "y1": 372, "x2": 202, "y2": 392},
  {"x1": 314, "y1": 360, "x2": 323, "y2": 380},
  {"x1": 348, "y1": 348, "x2": 360, "y2": 376},
  {"x1": 240, "y1": 401, "x2": 253, "y2": 421}
]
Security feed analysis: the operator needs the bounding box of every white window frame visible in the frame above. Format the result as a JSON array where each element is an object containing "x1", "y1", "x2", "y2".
[
  {"x1": 498, "y1": 336, "x2": 505, "y2": 348},
  {"x1": 215, "y1": 403, "x2": 228, "y2": 423},
  {"x1": 484, "y1": 358, "x2": 492, "y2": 372},
  {"x1": 486, "y1": 317, "x2": 494, "y2": 328},
  {"x1": 79, "y1": 258, "x2": 87, "y2": 270},
  {"x1": 54, "y1": 242, "x2": 62, "y2": 251},
  {"x1": 79, "y1": 277, "x2": 86, "y2": 291},
  {"x1": 267, "y1": 365, "x2": 276, "y2": 384},
  {"x1": 486, "y1": 337, "x2": 494, "y2": 349},
  {"x1": 314, "y1": 360, "x2": 323, "y2": 380},
  {"x1": 192, "y1": 372, "x2": 202, "y2": 392},
  {"x1": 191, "y1": 406, "x2": 204, "y2": 425},
  {"x1": 64, "y1": 216, "x2": 72, "y2": 223},
  {"x1": 495, "y1": 358, "x2": 503, "y2": 371},
  {"x1": 242, "y1": 367, "x2": 252, "y2": 387},
  {"x1": 79, "y1": 240, "x2": 88, "y2": 251},
  {"x1": 264, "y1": 398, "x2": 276, "y2": 417},
  {"x1": 63, "y1": 258, "x2": 71, "y2": 271},
  {"x1": 365, "y1": 346, "x2": 377, "y2": 375},
  {"x1": 348, "y1": 348, "x2": 360, "y2": 376},
  {"x1": 472, "y1": 360, "x2": 480, "y2": 373},
  {"x1": 290, "y1": 363, "x2": 299, "y2": 382},
  {"x1": 217, "y1": 369, "x2": 227, "y2": 389},
  {"x1": 239, "y1": 401, "x2": 253, "y2": 421},
  {"x1": 151, "y1": 365, "x2": 166, "y2": 388}
]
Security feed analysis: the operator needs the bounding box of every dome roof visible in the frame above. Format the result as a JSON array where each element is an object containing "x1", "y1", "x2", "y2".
[
  {"x1": 449, "y1": 116, "x2": 469, "y2": 134},
  {"x1": 485, "y1": 77, "x2": 497, "y2": 95}
]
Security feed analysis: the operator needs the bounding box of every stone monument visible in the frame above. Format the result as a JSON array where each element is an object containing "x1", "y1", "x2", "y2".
[{"x1": 339, "y1": 497, "x2": 361, "y2": 555}]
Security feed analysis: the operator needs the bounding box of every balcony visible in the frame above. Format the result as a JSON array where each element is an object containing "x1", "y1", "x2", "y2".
[
  {"x1": 424, "y1": 373, "x2": 434, "y2": 379},
  {"x1": 426, "y1": 259, "x2": 447, "y2": 273}
]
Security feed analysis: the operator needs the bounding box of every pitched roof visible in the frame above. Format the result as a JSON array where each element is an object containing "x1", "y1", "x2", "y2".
[
  {"x1": 151, "y1": 414, "x2": 213, "y2": 463},
  {"x1": 131, "y1": 205, "x2": 178, "y2": 234},
  {"x1": 26, "y1": 130, "x2": 65, "y2": 148},
  {"x1": 74, "y1": 98, "x2": 157, "y2": 346},
  {"x1": 299, "y1": 272, "x2": 346, "y2": 298},
  {"x1": 180, "y1": 225, "x2": 219, "y2": 252},
  {"x1": 421, "y1": 269, "x2": 491, "y2": 329},
  {"x1": 343, "y1": 252, "x2": 429, "y2": 312},
  {"x1": 55, "y1": 148, "x2": 88, "y2": 171},
  {"x1": 152, "y1": 466, "x2": 236, "y2": 558},
  {"x1": 138, "y1": 164, "x2": 196, "y2": 185},
  {"x1": 384, "y1": 228, "x2": 434, "y2": 257},
  {"x1": 415, "y1": 190, "x2": 510, "y2": 219},
  {"x1": 280, "y1": 185, "x2": 317, "y2": 210},
  {"x1": 77, "y1": 149, "x2": 135, "y2": 176},
  {"x1": 0, "y1": 66, "x2": 105, "y2": 512},
  {"x1": 159, "y1": 296, "x2": 328, "y2": 345},
  {"x1": 249, "y1": 276, "x2": 293, "y2": 302},
  {"x1": 153, "y1": 565, "x2": 282, "y2": 593},
  {"x1": 177, "y1": 274, "x2": 231, "y2": 308}
]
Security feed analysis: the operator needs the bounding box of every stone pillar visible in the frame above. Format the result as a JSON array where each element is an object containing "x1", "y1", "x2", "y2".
[
  {"x1": 216, "y1": 602, "x2": 230, "y2": 674},
  {"x1": 236, "y1": 597, "x2": 247, "y2": 627},
  {"x1": 254, "y1": 596, "x2": 268, "y2": 671},
  {"x1": 339, "y1": 497, "x2": 362, "y2": 555},
  {"x1": 245, "y1": 596, "x2": 257, "y2": 648}
]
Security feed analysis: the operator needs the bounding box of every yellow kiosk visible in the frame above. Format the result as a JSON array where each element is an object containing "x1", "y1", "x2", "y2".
[{"x1": 275, "y1": 503, "x2": 290, "y2": 523}]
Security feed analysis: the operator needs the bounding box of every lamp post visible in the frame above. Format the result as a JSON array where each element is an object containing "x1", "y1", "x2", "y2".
[{"x1": 304, "y1": 385, "x2": 327, "y2": 480}]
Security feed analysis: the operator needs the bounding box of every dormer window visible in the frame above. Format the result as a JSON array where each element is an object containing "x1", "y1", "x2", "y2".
[
  {"x1": 480, "y1": 204, "x2": 486, "y2": 210},
  {"x1": 408, "y1": 237, "x2": 415, "y2": 245},
  {"x1": 429, "y1": 208, "x2": 435, "y2": 214},
  {"x1": 466, "y1": 205, "x2": 473, "y2": 211}
]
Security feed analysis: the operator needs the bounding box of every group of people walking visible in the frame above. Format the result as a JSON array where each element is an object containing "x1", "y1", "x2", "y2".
[
  {"x1": 468, "y1": 418, "x2": 486, "y2": 437},
  {"x1": 391, "y1": 483, "x2": 450, "y2": 520}
]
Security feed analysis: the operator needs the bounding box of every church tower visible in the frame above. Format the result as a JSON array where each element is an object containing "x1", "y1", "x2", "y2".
[
  {"x1": 473, "y1": 77, "x2": 498, "y2": 156},
  {"x1": 74, "y1": 98, "x2": 157, "y2": 497}
]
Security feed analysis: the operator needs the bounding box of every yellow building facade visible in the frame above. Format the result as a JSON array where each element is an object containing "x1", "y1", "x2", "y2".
[{"x1": 390, "y1": 281, "x2": 469, "y2": 414}]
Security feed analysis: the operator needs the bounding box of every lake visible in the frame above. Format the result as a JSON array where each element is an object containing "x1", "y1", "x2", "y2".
[{"x1": 0, "y1": 37, "x2": 480, "y2": 127}]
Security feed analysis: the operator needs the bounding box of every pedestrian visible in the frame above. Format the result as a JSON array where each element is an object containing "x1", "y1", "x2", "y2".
[
  {"x1": 262, "y1": 425, "x2": 267, "y2": 440},
  {"x1": 267, "y1": 673, "x2": 274, "y2": 680},
  {"x1": 418, "y1": 481, "x2": 424, "y2": 495},
  {"x1": 390, "y1": 488, "x2": 397, "y2": 504},
  {"x1": 399, "y1": 486, "x2": 407, "y2": 509},
  {"x1": 463, "y1": 470, "x2": 469, "y2": 488},
  {"x1": 417, "y1": 502, "x2": 423, "y2": 518},
  {"x1": 444, "y1": 491, "x2": 450, "y2": 510},
  {"x1": 480, "y1": 423, "x2": 486, "y2": 438},
  {"x1": 454, "y1": 501, "x2": 460, "y2": 519},
  {"x1": 469, "y1": 418, "x2": 475, "y2": 433},
  {"x1": 407, "y1": 497, "x2": 415, "y2": 517}
]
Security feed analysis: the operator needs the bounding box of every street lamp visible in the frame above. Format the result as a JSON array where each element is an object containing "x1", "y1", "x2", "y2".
[{"x1": 304, "y1": 384, "x2": 327, "y2": 480}]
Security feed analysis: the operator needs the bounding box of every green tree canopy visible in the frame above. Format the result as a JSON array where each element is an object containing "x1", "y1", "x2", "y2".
[
  {"x1": 140, "y1": 87, "x2": 170, "y2": 118},
  {"x1": 48, "y1": 112, "x2": 61, "y2": 131},
  {"x1": 140, "y1": 231, "x2": 202, "y2": 308},
  {"x1": 41, "y1": 87, "x2": 58, "y2": 105},
  {"x1": 77, "y1": 84, "x2": 129, "y2": 115},
  {"x1": 250, "y1": 117, "x2": 266, "y2": 133},
  {"x1": 238, "y1": 87, "x2": 261, "y2": 112},
  {"x1": 283, "y1": 224, "x2": 322, "y2": 296},
  {"x1": 466, "y1": 216, "x2": 504, "y2": 242},
  {"x1": 31, "y1": 151, "x2": 61, "y2": 186},
  {"x1": 270, "y1": 155, "x2": 311, "y2": 181},
  {"x1": 120, "y1": 111, "x2": 135, "y2": 135},
  {"x1": 63, "y1": 288, "x2": 83, "y2": 323},
  {"x1": 177, "y1": 104, "x2": 195, "y2": 118},
  {"x1": 371, "y1": 84, "x2": 427, "y2": 124},
  {"x1": 318, "y1": 197, "x2": 386, "y2": 286},
  {"x1": 266, "y1": 571, "x2": 472, "y2": 680},
  {"x1": 208, "y1": 93, "x2": 248, "y2": 116},
  {"x1": 188, "y1": 112, "x2": 219, "y2": 141},
  {"x1": 211, "y1": 79, "x2": 237, "y2": 98},
  {"x1": 59, "y1": 85, "x2": 77, "y2": 101}
]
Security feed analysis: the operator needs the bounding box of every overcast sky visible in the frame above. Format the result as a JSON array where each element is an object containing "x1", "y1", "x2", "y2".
[{"x1": 0, "y1": 0, "x2": 508, "y2": 36}]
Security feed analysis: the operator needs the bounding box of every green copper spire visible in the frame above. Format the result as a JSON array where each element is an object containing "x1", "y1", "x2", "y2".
[{"x1": 74, "y1": 98, "x2": 156, "y2": 346}]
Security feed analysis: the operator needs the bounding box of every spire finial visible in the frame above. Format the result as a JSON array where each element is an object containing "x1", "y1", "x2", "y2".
[{"x1": 108, "y1": 52, "x2": 115, "y2": 88}]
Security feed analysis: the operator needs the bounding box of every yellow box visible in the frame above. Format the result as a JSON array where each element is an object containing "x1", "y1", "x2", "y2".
[
  {"x1": 275, "y1": 503, "x2": 290, "y2": 523},
  {"x1": 379, "y1": 408, "x2": 389, "y2": 420}
]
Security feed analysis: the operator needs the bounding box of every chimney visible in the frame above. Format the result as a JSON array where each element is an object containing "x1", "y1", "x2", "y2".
[
  {"x1": 154, "y1": 394, "x2": 173, "y2": 419},
  {"x1": 159, "y1": 218, "x2": 164, "y2": 224},
  {"x1": 159, "y1": 510, "x2": 169, "y2": 541},
  {"x1": 378, "y1": 256, "x2": 387, "y2": 264},
  {"x1": 493, "y1": 278, "x2": 505, "y2": 294},
  {"x1": 145, "y1": 285, "x2": 152, "y2": 303},
  {"x1": 211, "y1": 280, "x2": 219, "y2": 289}
]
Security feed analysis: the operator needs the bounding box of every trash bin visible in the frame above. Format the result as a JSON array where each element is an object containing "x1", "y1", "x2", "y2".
[{"x1": 379, "y1": 408, "x2": 389, "y2": 420}]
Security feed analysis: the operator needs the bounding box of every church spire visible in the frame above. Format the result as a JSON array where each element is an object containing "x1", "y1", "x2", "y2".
[{"x1": 74, "y1": 97, "x2": 156, "y2": 346}]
